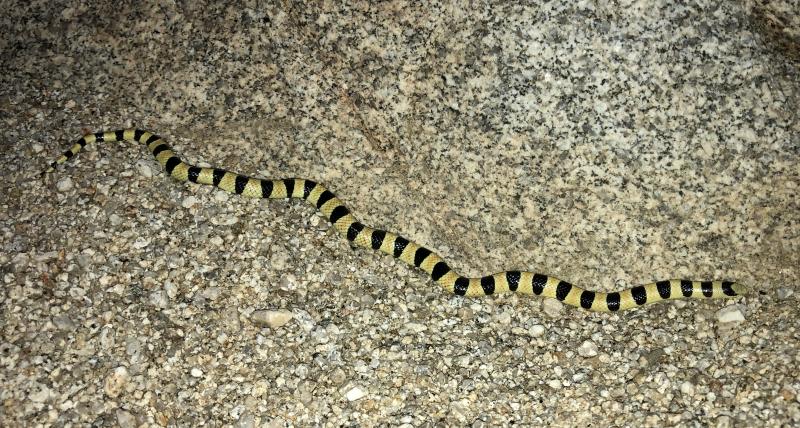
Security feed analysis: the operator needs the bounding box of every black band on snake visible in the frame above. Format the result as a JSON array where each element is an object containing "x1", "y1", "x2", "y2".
[{"x1": 45, "y1": 129, "x2": 746, "y2": 312}]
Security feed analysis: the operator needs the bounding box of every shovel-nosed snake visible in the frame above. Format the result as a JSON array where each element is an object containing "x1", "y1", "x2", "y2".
[{"x1": 45, "y1": 129, "x2": 746, "y2": 312}]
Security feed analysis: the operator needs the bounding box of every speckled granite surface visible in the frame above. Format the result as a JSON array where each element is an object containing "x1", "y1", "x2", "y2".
[{"x1": 1, "y1": 1, "x2": 798, "y2": 426}]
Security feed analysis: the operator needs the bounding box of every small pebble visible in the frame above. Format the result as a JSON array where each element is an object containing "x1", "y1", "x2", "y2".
[
  {"x1": 29, "y1": 383, "x2": 52, "y2": 403},
  {"x1": 547, "y1": 379, "x2": 562, "y2": 389},
  {"x1": 11, "y1": 253, "x2": 29, "y2": 271},
  {"x1": 716, "y1": 305, "x2": 745, "y2": 323},
  {"x1": 644, "y1": 415, "x2": 661, "y2": 426},
  {"x1": 164, "y1": 282, "x2": 178, "y2": 299},
  {"x1": 190, "y1": 368, "x2": 203, "y2": 378},
  {"x1": 132, "y1": 237, "x2": 150, "y2": 249},
  {"x1": 642, "y1": 348, "x2": 665, "y2": 367},
  {"x1": 52, "y1": 314, "x2": 76, "y2": 331},
  {"x1": 125, "y1": 338, "x2": 143, "y2": 360},
  {"x1": 104, "y1": 366, "x2": 129, "y2": 398},
  {"x1": 236, "y1": 411, "x2": 255, "y2": 428},
  {"x1": 776, "y1": 288, "x2": 793, "y2": 299},
  {"x1": 211, "y1": 215, "x2": 238, "y2": 226},
  {"x1": 181, "y1": 195, "x2": 199, "y2": 209},
  {"x1": 578, "y1": 340, "x2": 598, "y2": 358},
  {"x1": 96, "y1": 183, "x2": 111, "y2": 196},
  {"x1": 149, "y1": 290, "x2": 169, "y2": 308},
  {"x1": 404, "y1": 322, "x2": 427, "y2": 334},
  {"x1": 116, "y1": 409, "x2": 136, "y2": 428},
  {"x1": 214, "y1": 191, "x2": 229, "y2": 202},
  {"x1": 251, "y1": 310, "x2": 293, "y2": 328},
  {"x1": 201, "y1": 286, "x2": 222, "y2": 300},
  {"x1": 100, "y1": 327, "x2": 116, "y2": 350},
  {"x1": 331, "y1": 368, "x2": 347, "y2": 385},
  {"x1": 135, "y1": 160, "x2": 153, "y2": 178},
  {"x1": 311, "y1": 327, "x2": 331, "y2": 343},
  {"x1": 529, "y1": 324, "x2": 546, "y2": 337},
  {"x1": 270, "y1": 251, "x2": 289, "y2": 271},
  {"x1": 109, "y1": 213, "x2": 123, "y2": 226},
  {"x1": 449, "y1": 398, "x2": 470, "y2": 421},
  {"x1": 344, "y1": 386, "x2": 367, "y2": 401},
  {"x1": 278, "y1": 275, "x2": 297, "y2": 291},
  {"x1": 542, "y1": 298, "x2": 564, "y2": 318},
  {"x1": 56, "y1": 177, "x2": 74, "y2": 192},
  {"x1": 715, "y1": 415, "x2": 732, "y2": 428},
  {"x1": 495, "y1": 310, "x2": 512, "y2": 325},
  {"x1": 680, "y1": 381, "x2": 695, "y2": 396},
  {"x1": 778, "y1": 385, "x2": 796, "y2": 402}
]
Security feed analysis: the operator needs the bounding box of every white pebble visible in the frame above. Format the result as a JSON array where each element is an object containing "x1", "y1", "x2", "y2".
[
  {"x1": 116, "y1": 409, "x2": 136, "y2": 428},
  {"x1": 104, "y1": 366, "x2": 129, "y2": 398},
  {"x1": 109, "y1": 213, "x2": 123, "y2": 226},
  {"x1": 236, "y1": 412, "x2": 255, "y2": 428},
  {"x1": 270, "y1": 251, "x2": 289, "y2": 271},
  {"x1": 29, "y1": 383, "x2": 52, "y2": 402},
  {"x1": 344, "y1": 386, "x2": 367, "y2": 401},
  {"x1": 495, "y1": 310, "x2": 512, "y2": 325},
  {"x1": 278, "y1": 274, "x2": 297, "y2": 292},
  {"x1": 201, "y1": 286, "x2": 222, "y2": 300},
  {"x1": 56, "y1": 177, "x2": 74, "y2": 192},
  {"x1": 776, "y1": 288, "x2": 794, "y2": 299},
  {"x1": 449, "y1": 398, "x2": 470, "y2": 421},
  {"x1": 135, "y1": 160, "x2": 153, "y2": 178},
  {"x1": 190, "y1": 368, "x2": 203, "y2": 378},
  {"x1": 182, "y1": 196, "x2": 199, "y2": 209},
  {"x1": 211, "y1": 215, "x2": 238, "y2": 226},
  {"x1": 404, "y1": 322, "x2": 427, "y2": 334},
  {"x1": 100, "y1": 327, "x2": 116, "y2": 350},
  {"x1": 164, "y1": 282, "x2": 178, "y2": 299},
  {"x1": 542, "y1": 298, "x2": 564, "y2": 318},
  {"x1": 125, "y1": 338, "x2": 142, "y2": 358},
  {"x1": 547, "y1": 379, "x2": 562, "y2": 389},
  {"x1": 132, "y1": 237, "x2": 150, "y2": 249},
  {"x1": 578, "y1": 340, "x2": 599, "y2": 357},
  {"x1": 716, "y1": 305, "x2": 745, "y2": 323},
  {"x1": 149, "y1": 290, "x2": 169, "y2": 308},
  {"x1": 715, "y1": 415, "x2": 732, "y2": 428},
  {"x1": 311, "y1": 327, "x2": 330, "y2": 343},
  {"x1": 251, "y1": 310, "x2": 293, "y2": 328},
  {"x1": 701, "y1": 140, "x2": 715, "y2": 155},
  {"x1": 529, "y1": 324, "x2": 546, "y2": 337},
  {"x1": 214, "y1": 191, "x2": 229, "y2": 202},
  {"x1": 594, "y1": 100, "x2": 609, "y2": 113},
  {"x1": 680, "y1": 381, "x2": 695, "y2": 396},
  {"x1": 293, "y1": 310, "x2": 316, "y2": 332}
]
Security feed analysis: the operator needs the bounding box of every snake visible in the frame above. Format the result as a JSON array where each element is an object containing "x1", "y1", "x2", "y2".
[{"x1": 45, "y1": 129, "x2": 746, "y2": 312}]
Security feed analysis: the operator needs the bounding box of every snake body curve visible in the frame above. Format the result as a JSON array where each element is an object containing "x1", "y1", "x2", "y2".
[{"x1": 46, "y1": 129, "x2": 745, "y2": 312}]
